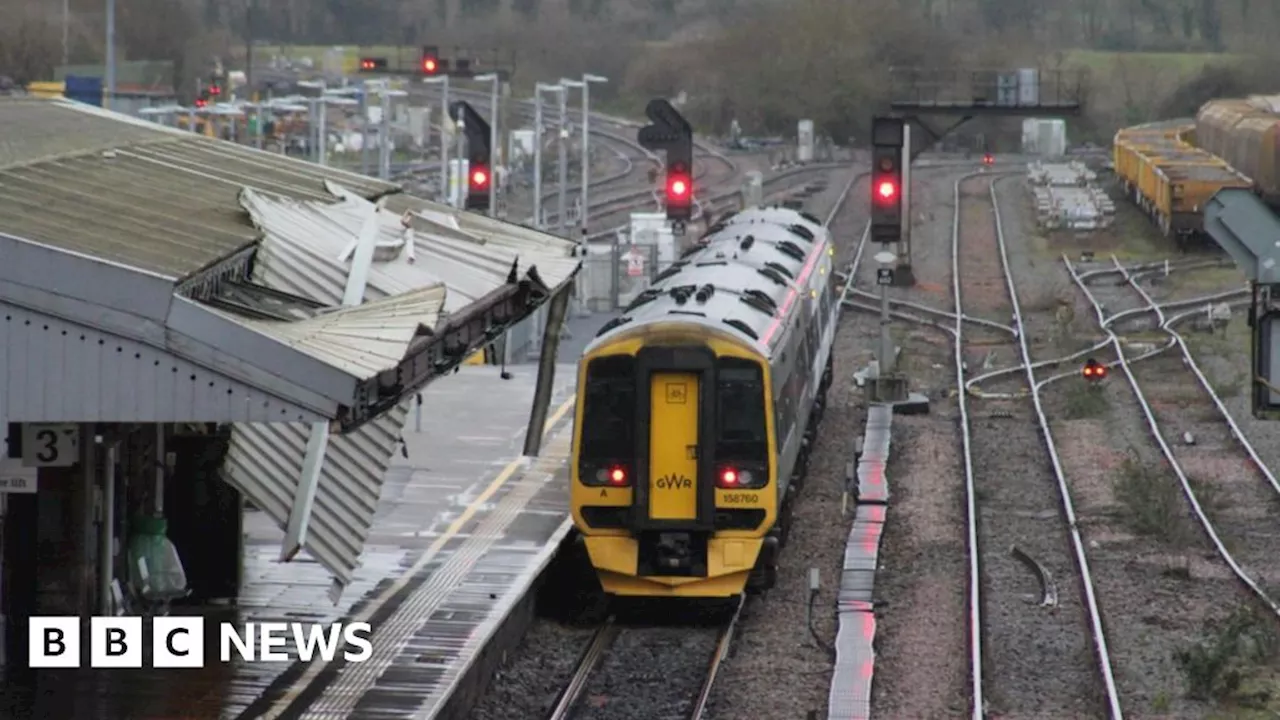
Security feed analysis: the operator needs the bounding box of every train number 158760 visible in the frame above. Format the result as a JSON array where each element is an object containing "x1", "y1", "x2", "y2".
[{"x1": 720, "y1": 492, "x2": 759, "y2": 504}]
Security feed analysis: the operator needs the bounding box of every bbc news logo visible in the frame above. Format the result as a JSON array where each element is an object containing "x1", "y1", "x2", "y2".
[{"x1": 30, "y1": 617, "x2": 373, "y2": 668}]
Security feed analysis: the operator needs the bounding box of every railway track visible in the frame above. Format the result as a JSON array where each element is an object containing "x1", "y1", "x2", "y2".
[
  {"x1": 954, "y1": 174, "x2": 1122, "y2": 718},
  {"x1": 836, "y1": 169, "x2": 1276, "y2": 716},
  {"x1": 545, "y1": 597, "x2": 743, "y2": 720},
  {"x1": 1066, "y1": 256, "x2": 1280, "y2": 619}
]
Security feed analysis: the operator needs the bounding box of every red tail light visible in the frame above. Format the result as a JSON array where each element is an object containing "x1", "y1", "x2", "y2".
[
  {"x1": 593, "y1": 465, "x2": 630, "y2": 487},
  {"x1": 716, "y1": 466, "x2": 760, "y2": 489}
]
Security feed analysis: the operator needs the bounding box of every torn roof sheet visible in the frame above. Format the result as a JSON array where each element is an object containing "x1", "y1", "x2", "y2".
[
  {"x1": 225, "y1": 284, "x2": 446, "y2": 380},
  {"x1": 240, "y1": 182, "x2": 580, "y2": 312}
]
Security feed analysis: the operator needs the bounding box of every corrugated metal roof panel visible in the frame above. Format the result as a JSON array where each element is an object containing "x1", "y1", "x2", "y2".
[
  {"x1": 381, "y1": 192, "x2": 581, "y2": 290},
  {"x1": 243, "y1": 185, "x2": 579, "y2": 312},
  {"x1": 225, "y1": 284, "x2": 446, "y2": 379},
  {"x1": 0, "y1": 97, "x2": 395, "y2": 280},
  {"x1": 222, "y1": 405, "x2": 408, "y2": 588}
]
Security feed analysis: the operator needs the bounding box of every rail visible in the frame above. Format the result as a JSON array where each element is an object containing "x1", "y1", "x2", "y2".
[
  {"x1": 989, "y1": 179, "x2": 1123, "y2": 718},
  {"x1": 545, "y1": 597, "x2": 745, "y2": 720},
  {"x1": 1064, "y1": 254, "x2": 1280, "y2": 619}
]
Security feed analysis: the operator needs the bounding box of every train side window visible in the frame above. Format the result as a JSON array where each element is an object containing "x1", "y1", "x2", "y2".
[
  {"x1": 716, "y1": 358, "x2": 768, "y2": 463},
  {"x1": 580, "y1": 356, "x2": 635, "y2": 460}
]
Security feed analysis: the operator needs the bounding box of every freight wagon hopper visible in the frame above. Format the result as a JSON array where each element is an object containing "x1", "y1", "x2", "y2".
[
  {"x1": 1114, "y1": 120, "x2": 1250, "y2": 246},
  {"x1": 1196, "y1": 96, "x2": 1280, "y2": 206}
]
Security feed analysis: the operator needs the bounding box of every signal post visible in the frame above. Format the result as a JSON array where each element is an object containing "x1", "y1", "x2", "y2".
[
  {"x1": 865, "y1": 116, "x2": 927, "y2": 412},
  {"x1": 637, "y1": 99, "x2": 694, "y2": 234}
]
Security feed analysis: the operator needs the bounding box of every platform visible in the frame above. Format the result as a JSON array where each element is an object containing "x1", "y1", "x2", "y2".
[{"x1": 0, "y1": 363, "x2": 578, "y2": 719}]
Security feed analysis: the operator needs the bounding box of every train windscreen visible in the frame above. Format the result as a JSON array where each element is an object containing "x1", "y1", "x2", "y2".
[
  {"x1": 579, "y1": 355, "x2": 636, "y2": 461},
  {"x1": 715, "y1": 357, "x2": 768, "y2": 464}
]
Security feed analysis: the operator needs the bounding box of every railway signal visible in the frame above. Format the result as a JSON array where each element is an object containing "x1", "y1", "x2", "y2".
[
  {"x1": 637, "y1": 98, "x2": 694, "y2": 226},
  {"x1": 665, "y1": 160, "x2": 692, "y2": 218},
  {"x1": 358, "y1": 57, "x2": 388, "y2": 72},
  {"x1": 450, "y1": 100, "x2": 493, "y2": 212},
  {"x1": 983, "y1": 153, "x2": 994, "y2": 166},
  {"x1": 1082, "y1": 358, "x2": 1107, "y2": 381},
  {"x1": 871, "y1": 116, "x2": 906, "y2": 244},
  {"x1": 421, "y1": 46, "x2": 440, "y2": 75}
]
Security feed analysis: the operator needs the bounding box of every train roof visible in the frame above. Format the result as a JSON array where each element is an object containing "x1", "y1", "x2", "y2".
[{"x1": 584, "y1": 205, "x2": 830, "y2": 357}]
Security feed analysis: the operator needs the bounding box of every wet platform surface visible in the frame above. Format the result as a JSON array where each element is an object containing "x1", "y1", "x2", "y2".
[{"x1": 1, "y1": 363, "x2": 577, "y2": 720}]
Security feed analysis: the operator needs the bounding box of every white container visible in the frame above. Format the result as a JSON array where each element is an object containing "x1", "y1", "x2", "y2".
[
  {"x1": 1017, "y1": 68, "x2": 1040, "y2": 106},
  {"x1": 797, "y1": 119, "x2": 815, "y2": 163},
  {"x1": 1021, "y1": 119, "x2": 1067, "y2": 156}
]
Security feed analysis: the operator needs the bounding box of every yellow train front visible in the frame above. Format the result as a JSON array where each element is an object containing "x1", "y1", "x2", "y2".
[{"x1": 570, "y1": 206, "x2": 838, "y2": 598}]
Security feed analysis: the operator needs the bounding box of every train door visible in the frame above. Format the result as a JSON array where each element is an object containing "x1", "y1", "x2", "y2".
[{"x1": 647, "y1": 372, "x2": 699, "y2": 522}]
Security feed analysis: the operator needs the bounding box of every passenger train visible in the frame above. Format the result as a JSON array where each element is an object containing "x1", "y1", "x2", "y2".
[{"x1": 568, "y1": 206, "x2": 839, "y2": 598}]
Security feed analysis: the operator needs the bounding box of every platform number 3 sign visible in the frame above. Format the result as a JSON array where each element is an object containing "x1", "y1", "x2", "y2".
[{"x1": 21, "y1": 424, "x2": 80, "y2": 468}]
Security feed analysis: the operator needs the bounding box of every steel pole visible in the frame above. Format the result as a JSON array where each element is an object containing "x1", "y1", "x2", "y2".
[
  {"x1": 489, "y1": 78, "x2": 498, "y2": 217},
  {"x1": 455, "y1": 118, "x2": 466, "y2": 208},
  {"x1": 100, "y1": 444, "x2": 116, "y2": 615},
  {"x1": 533, "y1": 92, "x2": 543, "y2": 228},
  {"x1": 104, "y1": 0, "x2": 116, "y2": 110},
  {"x1": 557, "y1": 90, "x2": 568, "y2": 236},
  {"x1": 360, "y1": 87, "x2": 371, "y2": 175},
  {"x1": 317, "y1": 99, "x2": 328, "y2": 166},
  {"x1": 439, "y1": 77, "x2": 450, "y2": 203},
  {"x1": 880, "y1": 279, "x2": 893, "y2": 373},
  {"x1": 310, "y1": 99, "x2": 320, "y2": 162},
  {"x1": 379, "y1": 87, "x2": 392, "y2": 180},
  {"x1": 62, "y1": 0, "x2": 69, "y2": 67},
  {"x1": 580, "y1": 81, "x2": 590, "y2": 240}
]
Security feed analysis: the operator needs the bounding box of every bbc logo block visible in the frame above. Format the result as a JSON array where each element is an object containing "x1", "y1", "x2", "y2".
[
  {"x1": 30, "y1": 616, "x2": 372, "y2": 668},
  {"x1": 31, "y1": 616, "x2": 204, "y2": 668}
]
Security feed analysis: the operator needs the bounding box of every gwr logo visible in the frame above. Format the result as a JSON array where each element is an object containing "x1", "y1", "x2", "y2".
[{"x1": 655, "y1": 474, "x2": 692, "y2": 489}]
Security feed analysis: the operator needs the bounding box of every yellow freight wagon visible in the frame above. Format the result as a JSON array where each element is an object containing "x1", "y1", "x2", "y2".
[{"x1": 1152, "y1": 162, "x2": 1250, "y2": 232}]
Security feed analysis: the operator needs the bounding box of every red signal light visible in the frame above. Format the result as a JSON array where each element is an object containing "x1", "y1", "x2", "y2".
[
  {"x1": 194, "y1": 98, "x2": 208, "y2": 108},
  {"x1": 209, "y1": 84, "x2": 221, "y2": 97},
  {"x1": 1082, "y1": 359, "x2": 1107, "y2": 380},
  {"x1": 667, "y1": 175, "x2": 690, "y2": 199},
  {"x1": 361, "y1": 59, "x2": 374, "y2": 70},
  {"x1": 469, "y1": 167, "x2": 489, "y2": 188},
  {"x1": 876, "y1": 180, "x2": 897, "y2": 202},
  {"x1": 983, "y1": 153, "x2": 994, "y2": 166},
  {"x1": 422, "y1": 57, "x2": 438, "y2": 74}
]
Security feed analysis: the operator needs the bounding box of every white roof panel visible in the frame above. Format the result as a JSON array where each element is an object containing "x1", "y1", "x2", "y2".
[
  {"x1": 229, "y1": 284, "x2": 445, "y2": 379},
  {"x1": 241, "y1": 182, "x2": 579, "y2": 313}
]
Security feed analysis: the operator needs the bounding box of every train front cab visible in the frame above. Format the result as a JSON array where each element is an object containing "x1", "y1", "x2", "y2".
[{"x1": 570, "y1": 330, "x2": 776, "y2": 598}]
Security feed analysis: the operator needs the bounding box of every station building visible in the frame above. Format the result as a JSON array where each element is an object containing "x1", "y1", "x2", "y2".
[{"x1": 0, "y1": 96, "x2": 579, "y2": 666}]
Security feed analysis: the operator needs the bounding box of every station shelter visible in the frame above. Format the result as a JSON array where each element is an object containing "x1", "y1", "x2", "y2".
[{"x1": 0, "y1": 96, "x2": 579, "y2": 667}]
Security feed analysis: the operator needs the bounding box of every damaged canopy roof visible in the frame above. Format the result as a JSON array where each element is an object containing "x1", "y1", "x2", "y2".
[
  {"x1": 220, "y1": 182, "x2": 580, "y2": 595},
  {"x1": 241, "y1": 181, "x2": 580, "y2": 310}
]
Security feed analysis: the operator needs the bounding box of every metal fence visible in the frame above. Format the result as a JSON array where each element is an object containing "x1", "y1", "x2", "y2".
[{"x1": 583, "y1": 243, "x2": 662, "y2": 313}]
